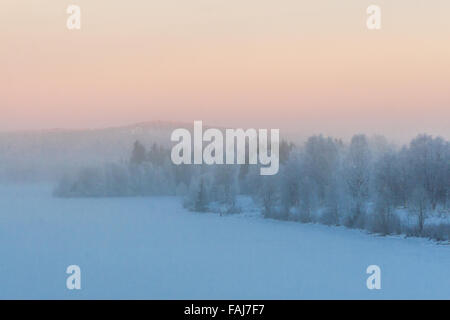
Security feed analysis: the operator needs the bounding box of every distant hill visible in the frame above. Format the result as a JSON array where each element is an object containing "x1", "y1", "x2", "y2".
[{"x1": 0, "y1": 121, "x2": 191, "y2": 182}]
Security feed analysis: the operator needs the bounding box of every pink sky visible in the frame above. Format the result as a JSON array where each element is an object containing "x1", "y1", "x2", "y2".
[{"x1": 1, "y1": 0, "x2": 449, "y2": 142}]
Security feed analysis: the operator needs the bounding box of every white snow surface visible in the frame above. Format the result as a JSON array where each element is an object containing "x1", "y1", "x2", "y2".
[{"x1": 0, "y1": 184, "x2": 449, "y2": 299}]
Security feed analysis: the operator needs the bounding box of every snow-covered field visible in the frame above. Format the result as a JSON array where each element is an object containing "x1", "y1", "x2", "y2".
[{"x1": 0, "y1": 184, "x2": 449, "y2": 299}]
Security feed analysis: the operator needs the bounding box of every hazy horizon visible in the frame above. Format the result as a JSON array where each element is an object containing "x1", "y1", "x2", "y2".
[
  {"x1": 1, "y1": 118, "x2": 448, "y2": 147},
  {"x1": 2, "y1": 0, "x2": 450, "y2": 142}
]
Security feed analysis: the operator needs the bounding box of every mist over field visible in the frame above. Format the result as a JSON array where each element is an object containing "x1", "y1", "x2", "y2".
[
  {"x1": 0, "y1": 122, "x2": 181, "y2": 182},
  {"x1": 0, "y1": 120, "x2": 449, "y2": 299}
]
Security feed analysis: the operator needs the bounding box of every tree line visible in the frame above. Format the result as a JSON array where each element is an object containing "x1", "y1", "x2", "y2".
[{"x1": 54, "y1": 134, "x2": 450, "y2": 240}]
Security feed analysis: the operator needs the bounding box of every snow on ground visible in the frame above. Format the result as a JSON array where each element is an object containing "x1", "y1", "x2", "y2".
[{"x1": 0, "y1": 184, "x2": 449, "y2": 299}]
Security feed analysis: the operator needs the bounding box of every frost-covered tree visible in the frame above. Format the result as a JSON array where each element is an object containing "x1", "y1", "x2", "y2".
[
  {"x1": 130, "y1": 140, "x2": 147, "y2": 166},
  {"x1": 258, "y1": 175, "x2": 280, "y2": 219},
  {"x1": 279, "y1": 151, "x2": 301, "y2": 217},
  {"x1": 303, "y1": 135, "x2": 340, "y2": 204},
  {"x1": 194, "y1": 177, "x2": 208, "y2": 212},
  {"x1": 183, "y1": 173, "x2": 212, "y2": 212},
  {"x1": 407, "y1": 135, "x2": 449, "y2": 210},
  {"x1": 343, "y1": 134, "x2": 371, "y2": 227},
  {"x1": 279, "y1": 140, "x2": 295, "y2": 165},
  {"x1": 211, "y1": 166, "x2": 240, "y2": 212},
  {"x1": 409, "y1": 185, "x2": 431, "y2": 234},
  {"x1": 371, "y1": 151, "x2": 403, "y2": 234}
]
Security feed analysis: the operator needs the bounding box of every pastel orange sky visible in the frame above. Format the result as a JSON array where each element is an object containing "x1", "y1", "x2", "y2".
[{"x1": 1, "y1": 0, "x2": 449, "y2": 142}]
